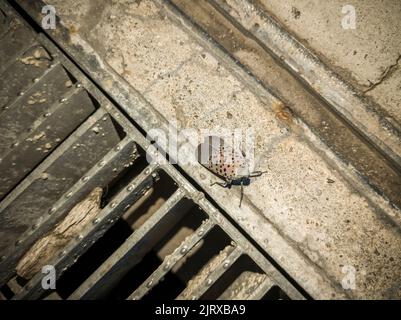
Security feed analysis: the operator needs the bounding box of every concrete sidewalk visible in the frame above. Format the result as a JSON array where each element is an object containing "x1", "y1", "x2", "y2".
[
  {"x1": 258, "y1": 0, "x2": 401, "y2": 126},
  {"x1": 30, "y1": 0, "x2": 401, "y2": 299}
]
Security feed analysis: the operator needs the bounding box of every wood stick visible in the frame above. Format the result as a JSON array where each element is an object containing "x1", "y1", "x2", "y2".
[{"x1": 16, "y1": 187, "x2": 103, "y2": 279}]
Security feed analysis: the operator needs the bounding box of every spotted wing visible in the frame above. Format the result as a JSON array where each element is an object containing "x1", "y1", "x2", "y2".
[{"x1": 197, "y1": 136, "x2": 245, "y2": 181}]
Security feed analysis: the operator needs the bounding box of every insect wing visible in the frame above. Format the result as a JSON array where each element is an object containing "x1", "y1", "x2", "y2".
[{"x1": 197, "y1": 136, "x2": 244, "y2": 180}]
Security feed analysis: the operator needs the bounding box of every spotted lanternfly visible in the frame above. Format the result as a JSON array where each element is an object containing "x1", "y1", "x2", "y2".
[{"x1": 197, "y1": 136, "x2": 266, "y2": 207}]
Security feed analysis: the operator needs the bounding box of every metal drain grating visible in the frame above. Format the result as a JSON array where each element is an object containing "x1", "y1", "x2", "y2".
[{"x1": 0, "y1": 2, "x2": 305, "y2": 300}]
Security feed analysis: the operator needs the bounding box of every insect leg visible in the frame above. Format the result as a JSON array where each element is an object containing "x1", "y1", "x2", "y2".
[
  {"x1": 249, "y1": 170, "x2": 267, "y2": 177},
  {"x1": 210, "y1": 181, "x2": 229, "y2": 188}
]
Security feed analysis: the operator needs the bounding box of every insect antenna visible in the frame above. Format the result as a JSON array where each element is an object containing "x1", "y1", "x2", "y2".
[{"x1": 249, "y1": 170, "x2": 267, "y2": 177}]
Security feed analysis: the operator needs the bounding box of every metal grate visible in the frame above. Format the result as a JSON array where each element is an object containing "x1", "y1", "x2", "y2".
[{"x1": 0, "y1": 2, "x2": 305, "y2": 300}]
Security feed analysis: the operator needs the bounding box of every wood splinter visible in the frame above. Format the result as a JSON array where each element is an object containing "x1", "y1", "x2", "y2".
[{"x1": 16, "y1": 187, "x2": 103, "y2": 280}]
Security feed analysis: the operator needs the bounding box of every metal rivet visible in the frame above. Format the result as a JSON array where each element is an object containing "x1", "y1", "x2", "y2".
[
  {"x1": 12, "y1": 142, "x2": 19, "y2": 147},
  {"x1": 82, "y1": 176, "x2": 89, "y2": 182},
  {"x1": 110, "y1": 202, "x2": 117, "y2": 208},
  {"x1": 151, "y1": 172, "x2": 157, "y2": 178},
  {"x1": 15, "y1": 240, "x2": 23, "y2": 246},
  {"x1": 146, "y1": 279, "x2": 154, "y2": 288},
  {"x1": 32, "y1": 223, "x2": 39, "y2": 230},
  {"x1": 223, "y1": 260, "x2": 230, "y2": 269},
  {"x1": 49, "y1": 207, "x2": 56, "y2": 214},
  {"x1": 163, "y1": 263, "x2": 170, "y2": 271},
  {"x1": 33, "y1": 78, "x2": 39, "y2": 83},
  {"x1": 124, "y1": 205, "x2": 130, "y2": 212},
  {"x1": 145, "y1": 169, "x2": 150, "y2": 175},
  {"x1": 59, "y1": 250, "x2": 67, "y2": 257},
  {"x1": 197, "y1": 229, "x2": 204, "y2": 237},
  {"x1": 115, "y1": 145, "x2": 121, "y2": 151},
  {"x1": 180, "y1": 246, "x2": 188, "y2": 254},
  {"x1": 77, "y1": 234, "x2": 84, "y2": 240},
  {"x1": 93, "y1": 218, "x2": 100, "y2": 224},
  {"x1": 206, "y1": 279, "x2": 213, "y2": 286},
  {"x1": 60, "y1": 98, "x2": 67, "y2": 103},
  {"x1": 231, "y1": 241, "x2": 236, "y2": 247},
  {"x1": 98, "y1": 160, "x2": 106, "y2": 167},
  {"x1": 127, "y1": 185, "x2": 134, "y2": 192},
  {"x1": 76, "y1": 83, "x2": 82, "y2": 88},
  {"x1": 44, "y1": 112, "x2": 51, "y2": 117},
  {"x1": 18, "y1": 92, "x2": 24, "y2": 96},
  {"x1": 66, "y1": 192, "x2": 72, "y2": 198}
]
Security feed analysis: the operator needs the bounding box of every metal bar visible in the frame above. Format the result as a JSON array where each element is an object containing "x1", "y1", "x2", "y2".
[
  {"x1": 128, "y1": 219, "x2": 215, "y2": 300},
  {"x1": 0, "y1": 63, "x2": 73, "y2": 156},
  {"x1": 37, "y1": 135, "x2": 137, "y2": 221},
  {"x1": 161, "y1": 158, "x2": 305, "y2": 300},
  {"x1": 0, "y1": 135, "x2": 135, "y2": 285},
  {"x1": 34, "y1": 34, "x2": 157, "y2": 158},
  {"x1": 0, "y1": 1, "x2": 310, "y2": 300},
  {"x1": 0, "y1": 108, "x2": 107, "y2": 214},
  {"x1": 0, "y1": 25, "x2": 37, "y2": 74},
  {"x1": 14, "y1": 164, "x2": 157, "y2": 300},
  {"x1": 0, "y1": 7, "x2": 12, "y2": 38},
  {"x1": 0, "y1": 86, "x2": 94, "y2": 197},
  {"x1": 0, "y1": 110, "x2": 117, "y2": 283},
  {"x1": 1, "y1": 60, "x2": 60, "y2": 114},
  {"x1": 0, "y1": 45, "x2": 54, "y2": 109},
  {"x1": 37, "y1": 17, "x2": 305, "y2": 301},
  {"x1": 69, "y1": 188, "x2": 186, "y2": 300},
  {"x1": 247, "y1": 276, "x2": 275, "y2": 300},
  {"x1": 1, "y1": 82, "x2": 83, "y2": 160},
  {"x1": 176, "y1": 246, "x2": 243, "y2": 300},
  {"x1": 217, "y1": 272, "x2": 273, "y2": 300}
]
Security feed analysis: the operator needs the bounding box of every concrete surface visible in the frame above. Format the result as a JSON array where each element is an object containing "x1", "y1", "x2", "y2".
[
  {"x1": 43, "y1": 0, "x2": 401, "y2": 299},
  {"x1": 256, "y1": 0, "x2": 401, "y2": 125},
  {"x1": 171, "y1": 0, "x2": 401, "y2": 212}
]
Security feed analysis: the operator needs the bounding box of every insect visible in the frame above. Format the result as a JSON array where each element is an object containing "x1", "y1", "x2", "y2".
[{"x1": 197, "y1": 136, "x2": 266, "y2": 207}]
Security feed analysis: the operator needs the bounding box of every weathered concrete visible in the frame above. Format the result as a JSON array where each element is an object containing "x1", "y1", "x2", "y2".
[
  {"x1": 256, "y1": 0, "x2": 401, "y2": 126},
  {"x1": 39, "y1": 0, "x2": 401, "y2": 299},
  {"x1": 171, "y1": 0, "x2": 401, "y2": 210}
]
